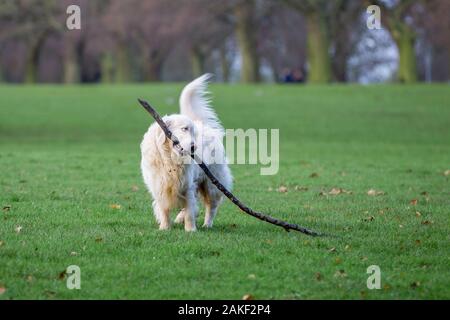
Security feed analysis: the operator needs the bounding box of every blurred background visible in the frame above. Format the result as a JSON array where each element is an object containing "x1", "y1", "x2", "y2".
[{"x1": 0, "y1": 0, "x2": 449, "y2": 85}]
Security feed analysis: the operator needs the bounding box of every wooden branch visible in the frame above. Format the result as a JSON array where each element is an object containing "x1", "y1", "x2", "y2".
[{"x1": 138, "y1": 99, "x2": 324, "y2": 237}]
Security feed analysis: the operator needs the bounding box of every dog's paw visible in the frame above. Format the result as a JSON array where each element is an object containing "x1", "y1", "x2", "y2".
[
  {"x1": 202, "y1": 222, "x2": 213, "y2": 229},
  {"x1": 184, "y1": 225, "x2": 197, "y2": 232},
  {"x1": 174, "y1": 212, "x2": 185, "y2": 224},
  {"x1": 159, "y1": 223, "x2": 171, "y2": 231}
]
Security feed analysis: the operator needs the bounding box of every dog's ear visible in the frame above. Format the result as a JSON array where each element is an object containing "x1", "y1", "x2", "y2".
[{"x1": 156, "y1": 119, "x2": 172, "y2": 145}]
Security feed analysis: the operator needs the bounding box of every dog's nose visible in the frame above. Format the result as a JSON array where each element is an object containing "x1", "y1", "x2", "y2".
[{"x1": 190, "y1": 143, "x2": 196, "y2": 153}]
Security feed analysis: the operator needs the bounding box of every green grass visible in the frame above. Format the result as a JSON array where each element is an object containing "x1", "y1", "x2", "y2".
[{"x1": 0, "y1": 83, "x2": 449, "y2": 299}]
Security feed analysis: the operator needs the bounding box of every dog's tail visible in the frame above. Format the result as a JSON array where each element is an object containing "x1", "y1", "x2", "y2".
[{"x1": 179, "y1": 73, "x2": 221, "y2": 129}]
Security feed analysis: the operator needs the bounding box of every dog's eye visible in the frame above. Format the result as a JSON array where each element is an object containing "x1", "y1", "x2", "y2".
[{"x1": 181, "y1": 127, "x2": 189, "y2": 132}]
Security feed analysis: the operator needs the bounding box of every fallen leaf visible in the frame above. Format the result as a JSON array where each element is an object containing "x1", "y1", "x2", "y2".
[
  {"x1": 109, "y1": 204, "x2": 121, "y2": 210},
  {"x1": 335, "y1": 257, "x2": 342, "y2": 265},
  {"x1": 420, "y1": 191, "x2": 428, "y2": 196},
  {"x1": 131, "y1": 185, "x2": 139, "y2": 192},
  {"x1": 95, "y1": 237, "x2": 103, "y2": 243},
  {"x1": 415, "y1": 239, "x2": 421, "y2": 245},
  {"x1": 383, "y1": 284, "x2": 391, "y2": 290},
  {"x1": 58, "y1": 270, "x2": 66, "y2": 280},
  {"x1": 415, "y1": 211, "x2": 422, "y2": 217},
  {"x1": 344, "y1": 245, "x2": 351, "y2": 251},
  {"x1": 0, "y1": 286, "x2": 6, "y2": 295},
  {"x1": 410, "y1": 281, "x2": 421, "y2": 289},
  {"x1": 26, "y1": 275, "x2": 34, "y2": 282},
  {"x1": 329, "y1": 188, "x2": 342, "y2": 195},
  {"x1": 294, "y1": 186, "x2": 308, "y2": 192},
  {"x1": 328, "y1": 247, "x2": 337, "y2": 253},
  {"x1": 315, "y1": 272, "x2": 322, "y2": 281},
  {"x1": 399, "y1": 224, "x2": 404, "y2": 228},
  {"x1": 15, "y1": 225, "x2": 22, "y2": 233},
  {"x1": 421, "y1": 220, "x2": 433, "y2": 225},
  {"x1": 334, "y1": 270, "x2": 347, "y2": 278},
  {"x1": 320, "y1": 188, "x2": 352, "y2": 196},
  {"x1": 45, "y1": 290, "x2": 56, "y2": 297},
  {"x1": 70, "y1": 251, "x2": 78, "y2": 256},
  {"x1": 410, "y1": 199, "x2": 418, "y2": 206},
  {"x1": 310, "y1": 172, "x2": 319, "y2": 178},
  {"x1": 2, "y1": 205, "x2": 11, "y2": 212},
  {"x1": 267, "y1": 187, "x2": 273, "y2": 192},
  {"x1": 367, "y1": 189, "x2": 385, "y2": 196},
  {"x1": 364, "y1": 216, "x2": 375, "y2": 222},
  {"x1": 0, "y1": 241, "x2": 4, "y2": 247},
  {"x1": 444, "y1": 170, "x2": 450, "y2": 176},
  {"x1": 242, "y1": 294, "x2": 254, "y2": 300},
  {"x1": 248, "y1": 274, "x2": 256, "y2": 280},
  {"x1": 278, "y1": 186, "x2": 288, "y2": 193}
]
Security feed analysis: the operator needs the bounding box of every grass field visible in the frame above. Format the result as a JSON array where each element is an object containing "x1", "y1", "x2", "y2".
[{"x1": 0, "y1": 83, "x2": 449, "y2": 299}]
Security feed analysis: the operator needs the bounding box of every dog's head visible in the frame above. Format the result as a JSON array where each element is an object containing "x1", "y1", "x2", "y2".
[{"x1": 156, "y1": 114, "x2": 197, "y2": 158}]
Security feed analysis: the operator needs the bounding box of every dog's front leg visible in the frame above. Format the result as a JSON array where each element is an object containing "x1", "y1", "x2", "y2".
[
  {"x1": 184, "y1": 190, "x2": 198, "y2": 232},
  {"x1": 154, "y1": 202, "x2": 171, "y2": 230}
]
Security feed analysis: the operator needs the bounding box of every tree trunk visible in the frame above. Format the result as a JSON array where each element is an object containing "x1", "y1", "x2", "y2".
[
  {"x1": 332, "y1": 37, "x2": 349, "y2": 82},
  {"x1": 100, "y1": 53, "x2": 115, "y2": 83},
  {"x1": 220, "y1": 46, "x2": 230, "y2": 82},
  {"x1": 143, "y1": 58, "x2": 162, "y2": 82},
  {"x1": 25, "y1": 36, "x2": 46, "y2": 83},
  {"x1": 63, "y1": 42, "x2": 81, "y2": 83},
  {"x1": 234, "y1": 0, "x2": 260, "y2": 83},
  {"x1": 393, "y1": 24, "x2": 418, "y2": 83},
  {"x1": 305, "y1": 11, "x2": 332, "y2": 83},
  {"x1": 191, "y1": 47, "x2": 205, "y2": 78},
  {"x1": 114, "y1": 42, "x2": 132, "y2": 83}
]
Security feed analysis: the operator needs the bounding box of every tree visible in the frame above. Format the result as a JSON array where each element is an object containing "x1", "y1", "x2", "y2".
[
  {"x1": 233, "y1": 0, "x2": 261, "y2": 82},
  {"x1": 417, "y1": 0, "x2": 450, "y2": 81},
  {"x1": 373, "y1": 0, "x2": 422, "y2": 83},
  {"x1": 0, "y1": 0, "x2": 61, "y2": 83},
  {"x1": 328, "y1": 0, "x2": 363, "y2": 82},
  {"x1": 283, "y1": 0, "x2": 332, "y2": 83}
]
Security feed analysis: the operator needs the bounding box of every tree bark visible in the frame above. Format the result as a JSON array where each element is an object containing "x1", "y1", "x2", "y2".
[
  {"x1": 100, "y1": 53, "x2": 115, "y2": 83},
  {"x1": 63, "y1": 41, "x2": 81, "y2": 84},
  {"x1": 219, "y1": 46, "x2": 230, "y2": 82},
  {"x1": 114, "y1": 41, "x2": 132, "y2": 83},
  {"x1": 392, "y1": 23, "x2": 418, "y2": 83},
  {"x1": 25, "y1": 35, "x2": 47, "y2": 83},
  {"x1": 191, "y1": 47, "x2": 205, "y2": 78},
  {"x1": 234, "y1": 0, "x2": 260, "y2": 83},
  {"x1": 143, "y1": 56, "x2": 163, "y2": 82},
  {"x1": 305, "y1": 11, "x2": 332, "y2": 83}
]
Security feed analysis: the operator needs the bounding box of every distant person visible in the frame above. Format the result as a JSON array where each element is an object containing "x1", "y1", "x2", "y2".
[
  {"x1": 292, "y1": 68, "x2": 305, "y2": 83},
  {"x1": 282, "y1": 68, "x2": 294, "y2": 83}
]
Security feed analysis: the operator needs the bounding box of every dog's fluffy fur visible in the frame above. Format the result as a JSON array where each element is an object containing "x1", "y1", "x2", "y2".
[{"x1": 140, "y1": 74, "x2": 232, "y2": 231}]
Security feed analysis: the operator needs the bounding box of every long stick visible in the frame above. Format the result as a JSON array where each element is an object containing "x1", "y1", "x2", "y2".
[{"x1": 138, "y1": 98, "x2": 323, "y2": 236}]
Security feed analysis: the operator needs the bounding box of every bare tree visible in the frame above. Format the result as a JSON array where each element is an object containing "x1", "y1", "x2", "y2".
[
  {"x1": 372, "y1": 0, "x2": 423, "y2": 83},
  {"x1": 0, "y1": 0, "x2": 61, "y2": 83}
]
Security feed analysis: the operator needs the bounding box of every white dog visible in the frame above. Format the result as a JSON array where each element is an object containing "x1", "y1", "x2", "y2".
[{"x1": 140, "y1": 74, "x2": 232, "y2": 232}]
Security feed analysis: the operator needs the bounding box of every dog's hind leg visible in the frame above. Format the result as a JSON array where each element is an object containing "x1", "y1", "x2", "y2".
[
  {"x1": 203, "y1": 201, "x2": 218, "y2": 228},
  {"x1": 183, "y1": 190, "x2": 198, "y2": 232},
  {"x1": 174, "y1": 208, "x2": 185, "y2": 224},
  {"x1": 202, "y1": 184, "x2": 222, "y2": 228}
]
